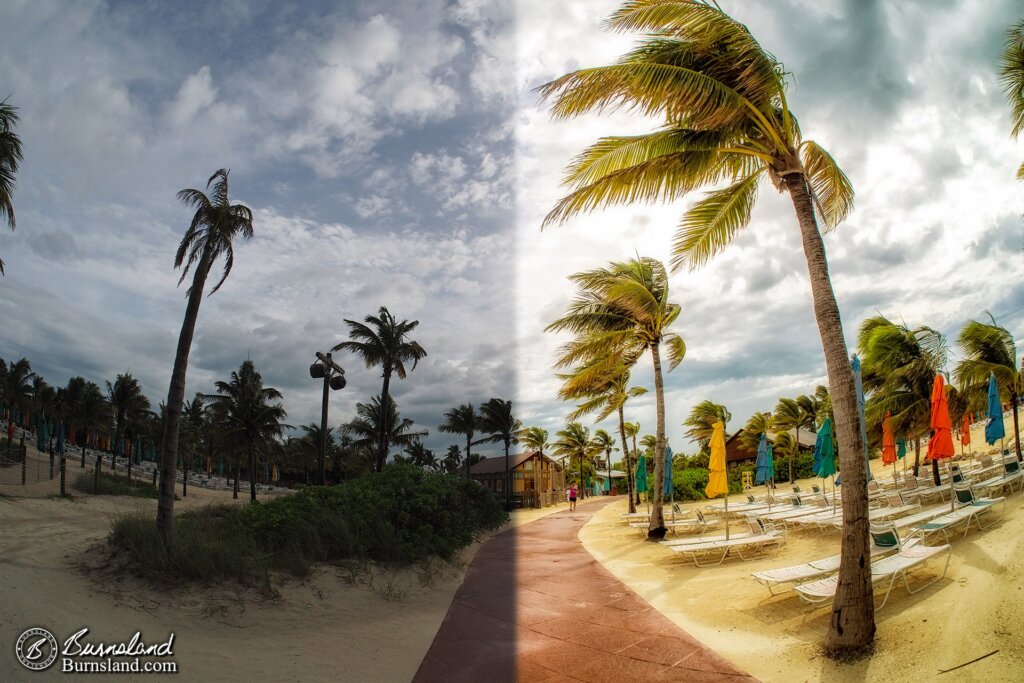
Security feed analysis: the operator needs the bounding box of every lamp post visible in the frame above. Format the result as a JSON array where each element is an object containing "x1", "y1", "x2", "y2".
[{"x1": 309, "y1": 351, "x2": 346, "y2": 485}]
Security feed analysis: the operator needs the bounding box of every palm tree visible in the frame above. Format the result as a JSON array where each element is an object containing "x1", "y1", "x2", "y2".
[
  {"x1": 0, "y1": 98, "x2": 23, "y2": 274},
  {"x1": 299, "y1": 423, "x2": 333, "y2": 484},
  {"x1": 954, "y1": 316, "x2": 1021, "y2": 461},
  {"x1": 552, "y1": 422, "x2": 600, "y2": 495},
  {"x1": 76, "y1": 382, "x2": 110, "y2": 493},
  {"x1": 0, "y1": 357, "x2": 34, "y2": 438},
  {"x1": 624, "y1": 421, "x2": 640, "y2": 504},
  {"x1": 439, "y1": 404, "x2": 484, "y2": 479},
  {"x1": 157, "y1": 169, "x2": 254, "y2": 537},
  {"x1": 106, "y1": 373, "x2": 149, "y2": 474},
  {"x1": 180, "y1": 393, "x2": 208, "y2": 496},
  {"x1": 341, "y1": 395, "x2": 428, "y2": 466},
  {"x1": 206, "y1": 360, "x2": 287, "y2": 501},
  {"x1": 442, "y1": 444, "x2": 463, "y2": 475},
  {"x1": 560, "y1": 361, "x2": 646, "y2": 513},
  {"x1": 682, "y1": 400, "x2": 731, "y2": 458},
  {"x1": 592, "y1": 428, "x2": 617, "y2": 495},
  {"x1": 540, "y1": 0, "x2": 871, "y2": 653},
  {"x1": 774, "y1": 397, "x2": 815, "y2": 483},
  {"x1": 404, "y1": 440, "x2": 438, "y2": 470},
  {"x1": 739, "y1": 412, "x2": 773, "y2": 454},
  {"x1": 1000, "y1": 21, "x2": 1024, "y2": 181},
  {"x1": 334, "y1": 307, "x2": 427, "y2": 473},
  {"x1": 479, "y1": 398, "x2": 521, "y2": 510},
  {"x1": 858, "y1": 316, "x2": 946, "y2": 480},
  {"x1": 516, "y1": 426, "x2": 549, "y2": 456},
  {"x1": 547, "y1": 257, "x2": 685, "y2": 538}
]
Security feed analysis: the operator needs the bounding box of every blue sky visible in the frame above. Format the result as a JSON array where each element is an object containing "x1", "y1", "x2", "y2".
[{"x1": 1, "y1": 0, "x2": 1023, "y2": 460}]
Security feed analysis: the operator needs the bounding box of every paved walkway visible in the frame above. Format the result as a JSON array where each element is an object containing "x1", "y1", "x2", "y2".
[{"x1": 414, "y1": 497, "x2": 758, "y2": 682}]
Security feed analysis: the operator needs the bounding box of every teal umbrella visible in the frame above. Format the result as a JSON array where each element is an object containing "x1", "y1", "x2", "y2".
[
  {"x1": 754, "y1": 434, "x2": 773, "y2": 510},
  {"x1": 635, "y1": 452, "x2": 649, "y2": 514},
  {"x1": 851, "y1": 355, "x2": 873, "y2": 481},
  {"x1": 815, "y1": 418, "x2": 837, "y2": 509},
  {"x1": 985, "y1": 372, "x2": 1005, "y2": 447}
]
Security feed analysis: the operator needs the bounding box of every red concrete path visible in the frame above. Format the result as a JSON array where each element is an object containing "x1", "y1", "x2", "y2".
[{"x1": 413, "y1": 497, "x2": 758, "y2": 682}]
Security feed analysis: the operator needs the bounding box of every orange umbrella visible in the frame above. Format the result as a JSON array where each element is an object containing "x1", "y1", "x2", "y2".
[
  {"x1": 960, "y1": 416, "x2": 971, "y2": 453},
  {"x1": 926, "y1": 374, "x2": 956, "y2": 509},
  {"x1": 882, "y1": 412, "x2": 897, "y2": 482}
]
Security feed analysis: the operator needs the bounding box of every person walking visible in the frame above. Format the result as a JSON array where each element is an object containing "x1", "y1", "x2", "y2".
[{"x1": 568, "y1": 483, "x2": 577, "y2": 511}]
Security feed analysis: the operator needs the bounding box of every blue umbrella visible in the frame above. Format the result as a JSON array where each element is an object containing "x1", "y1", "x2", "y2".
[
  {"x1": 851, "y1": 355, "x2": 873, "y2": 481},
  {"x1": 663, "y1": 445, "x2": 673, "y2": 497},
  {"x1": 985, "y1": 372, "x2": 1005, "y2": 446},
  {"x1": 56, "y1": 422, "x2": 65, "y2": 456},
  {"x1": 754, "y1": 433, "x2": 774, "y2": 510}
]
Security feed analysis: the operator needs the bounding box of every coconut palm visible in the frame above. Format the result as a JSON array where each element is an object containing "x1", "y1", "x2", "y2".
[
  {"x1": 479, "y1": 398, "x2": 521, "y2": 510},
  {"x1": 341, "y1": 395, "x2": 427, "y2": 467},
  {"x1": 299, "y1": 423, "x2": 333, "y2": 484},
  {"x1": 0, "y1": 98, "x2": 23, "y2": 274},
  {"x1": 548, "y1": 257, "x2": 685, "y2": 538},
  {"x1": 157, "y1": 169, "x2": 254, "y2": 536},
  {"x1": 954, "y1": 316, "x2": 1021, "y2": 461},
  {"x1": 559, "y1": 359, "x2": 646, "y2": 513},
  {"x1": 551, "y1": 422, "x2": 601, "y2": 495},
  {"x1": 592, "y1": 428, "x2": 618, "y2": 494},
  {"x1": 441, "y1": 444, "x2": 463, "y2": 475},
  {"x1": 404, "y1": 440, "x2": 438, "y2": 470},
  {"x1": 438, "y1": 403, "x2": 485, "y2": 479},
  {"x1": 0, "y1": 357, "x2": 34, "y2": 437},
  {"x1": 106, "y1": 373, "x2": 149, "y2": 475},
  {"x1": 179, "y1": 393, "x2": 208, "y2": 496},
  {"x1": 1000, "y1": 20, "x2": 1024, "y2": 181},
  {"x1": 858, "y1": 316, "x2": 947, "y2": 481},
  {"x1": 774, "y1": 397, "x2": 815, "y2": 483},
  {"x1": 206, "y1": 360, "x2": 287, "y2": 501},
  {"x1": 739, "y1": 412, "x2": 773, "y2": 453},
  {"x1": 334, "y1": 307, "x2": 427, "y2": 473},
  {"x1": 76, "y1": 382, "x2": 110, "y2": 493},
  {"x1": 516, "y1": 426, "x2": 549, "y2": 456},
  {"x1": 682, "y1": 400, "x2": 731, "y2": 457},
  {"x1": 540, "y1": 0, "x2": 871, "y2": 652},
  {"x1": 624, "y1": 421, "x2": 641, "y2": 504}
]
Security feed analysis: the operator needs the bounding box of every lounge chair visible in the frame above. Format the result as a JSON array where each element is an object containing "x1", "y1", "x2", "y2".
[
  {"x1": 631, "y1": 509, "x2": 716, "y2": 535},
  {"x1": 793, "y1": 523, "x2": 951, "y2": 608},
  {"x1": 820, "y1": 493, "x2": 920, "y2": 530},
  {"x1": 752, "y1": 522, "x2": 915, "y2": 595},
  {"x1": 751, "y1": 497, "x2": 831, "y2": 523},
  {"x1": 907, "y1": 484, "x2": 1005, "y2": 544},
  {"x1": 901, "y1": 476, "x2": 947, "y2": 504},
  {"x1": 973, "y1": 460, "x2": 1024, "y2": 496},
  {"x1": 667, "y1": 519, "x2": 785, "y2": 567}
]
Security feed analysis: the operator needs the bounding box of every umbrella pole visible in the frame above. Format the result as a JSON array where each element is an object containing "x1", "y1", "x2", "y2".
[{"x1": 724, "y1": 494, "x2": 729, "y2": 540}]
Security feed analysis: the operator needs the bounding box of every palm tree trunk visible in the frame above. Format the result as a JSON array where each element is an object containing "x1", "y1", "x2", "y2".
[
  {"x1": 248, "y1": 437, "x2": 256, "y2": 502},
  {"x1": 378, "y1": 370, "x2": 392, "y2": 472},
  {"x1": 1012, "y1": 392, "x2": 1022, "y2": 462},
  {"x1": 617, "y1": 406, "x2": 636, "y2": 514},
  {"x1": 233, "y1": 458, "x2": 240, "y2": 499},
  {"x1": 464, "y1": 436, "x2": 472, "y2": 479},
  {"x1": 631, "y1": 433, "x2": 640, "y2": 506},
  {"x1": 913, "y1": 438, "x2": 921, "y2": 477},
  {"x1": 504, "y1": 438, "x2": 511, "y2": 511},
  {"x1": 647, "y1": 341, "x2": 666, "y2": 539},
  {"x1": 127, "y1": 432, "x2": 133, "y2": 481},
  {"x1": 790, "y1": 426, "x2": 798, "y2": 483},
  {"x1": 183, "y1": 456, "x2": 188, "y2": 498},
  {"x1": 93, "y1": 434, "x2": 103, "y2": 493},
  {"x1": 156, "y1": 250, "x2": 213, "y2": 540},
  {"x1": 784, "y1": 171, "x2": 874, "y2": 654}
]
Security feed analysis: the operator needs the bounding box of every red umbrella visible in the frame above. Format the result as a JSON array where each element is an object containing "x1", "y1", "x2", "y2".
[
  {"x1": 960, "y1": 416, "x2": 971, "y2": 457},
  {"x1": 882, "y1": 412, "x2": 897, "y2": 482},
  {"x1": 927, "y1": 375, "x2": 956, "y2": 509}
]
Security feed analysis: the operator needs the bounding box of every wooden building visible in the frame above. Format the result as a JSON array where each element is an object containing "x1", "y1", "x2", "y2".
[
  {"x1": 470, "y1": 451, "x2": 565, "y2": 508},
  {"x1": 724, "y1": 428, "x2": 817, "y2": 468}
]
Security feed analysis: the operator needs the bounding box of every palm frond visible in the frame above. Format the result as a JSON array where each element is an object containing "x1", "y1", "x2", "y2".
[
  {"x1": 671, "y1": 169, "x2": 762, "y2": 271},
  {"x1": 800, "y1": 140, "x2": 854, "y2": 229}
]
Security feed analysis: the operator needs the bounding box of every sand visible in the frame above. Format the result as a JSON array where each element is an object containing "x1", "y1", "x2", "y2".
[
  {"x1": 0, "y1": 443, "x2": 571, "y2": 682},
  {"x1": 579, "y1": 417, "x2": 1024, "y2": 682}
]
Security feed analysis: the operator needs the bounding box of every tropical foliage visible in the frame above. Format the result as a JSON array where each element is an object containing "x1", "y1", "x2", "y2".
[
  {"x1": 1000, "y1": 20, "x2": 1024, "y2": 180},
  {"x1": 0, "y1": 98, "x2": 22, "y2": 274}
]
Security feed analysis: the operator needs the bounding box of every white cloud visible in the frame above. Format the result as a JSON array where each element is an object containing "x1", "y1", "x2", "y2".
[{"x1": 167, "y1": 66, "x2": 218, "y2": 127}]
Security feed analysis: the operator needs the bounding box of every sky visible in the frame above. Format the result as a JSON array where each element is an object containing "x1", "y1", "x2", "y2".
[{"x1": 1, "y1": 0, "x2": 1022, "y2": 460}]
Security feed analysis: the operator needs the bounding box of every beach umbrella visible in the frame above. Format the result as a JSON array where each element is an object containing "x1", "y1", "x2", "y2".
[
  {"x1": 705, "y1": 420, "x2": 730, "y2": 539},
  {"x1": 814, "y1": 418, "x2": 837, "y2": 510},
  {"x1": 985, "y1": 372, "x2": 1005, "y2": 448},
  {"x1": 754, "y1": 433, "x2": 773, "y2": 511},
  {"x1": 55, "y1": 422, "x2": 65, "y2": 456},
  {"x1": 664, "y1": 445, "x2": 675, "y2": 522},
  {"x1": 882, "y1": 412, "x2": 897, "y2": 483},
  {"x1": 851, "y1": 355, "x2": 873, "y2": 482},
  {"x1": 635, "y1": 452, "x2": 649, "y2": 514},
  {"x1": 766, "y1": 442, "x2": 775, "y2": 485},
  {"x1": 926, "y1": 374, "x2": 957, "y2": 509},
  {"x1": 960, "y1": 416, "x2": 971, "y2": 457}
]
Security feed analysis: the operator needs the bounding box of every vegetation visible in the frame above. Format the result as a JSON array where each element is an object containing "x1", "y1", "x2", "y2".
[
  {"x1": 1000, "y1": 20, "x2": 1024, "y2": 180},
  {"x1": 438, "y1": 404, "x2": 483, "y2": 479},
  {"x1": 157, "y1": 169, "x2": 254, "y2": 540},
  {"x1": 73, "y1": 470, "x2": 167, "y2": 499},
  {"x1": 0, "y1": 98, "x2": 22, "y2": 274},
  {"x1": 334, "y1": 307, "x2": 427, "y2": 473},
  {"x1": 109, "y1": 465, "x2": 506, "y2": 585},
  {"x1": 478, "y1": 398, "x2": 520, "y2": 510},
  {"x1": 540, "y1": 0, "x2": 870, "y2": 652}
]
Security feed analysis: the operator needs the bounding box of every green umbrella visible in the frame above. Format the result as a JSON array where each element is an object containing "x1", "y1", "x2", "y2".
[
  {"x1": 814, "y1": 418, "x2": 837, "y2": 509},
  {"x1": 635, "y1": 452, "x2": 649, "y2": 514}
]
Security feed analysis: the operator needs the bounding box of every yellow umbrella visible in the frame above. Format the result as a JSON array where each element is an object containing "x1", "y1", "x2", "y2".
[{"x1": 705, "y1": 420, "x2": 731, "y2": 539}]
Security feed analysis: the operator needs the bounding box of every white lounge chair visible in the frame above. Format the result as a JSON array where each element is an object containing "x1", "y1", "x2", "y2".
[
  {"x1": 907, "y1": 484, "x2": 1005, "y2": 544},
  {"x1": 793, "y1": 523, "x2": 951, "y2": 608},
  {"x1": 752, "y1": 522, "x2": 913, "y2": 596},
  {"x1": 667, "y1": 519, "x2": 785, "y2": 567}
]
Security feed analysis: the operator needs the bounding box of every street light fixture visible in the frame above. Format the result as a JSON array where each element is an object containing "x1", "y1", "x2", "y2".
[{"x1": 309, "y1": 351, "x2": 346, "y2": 485}]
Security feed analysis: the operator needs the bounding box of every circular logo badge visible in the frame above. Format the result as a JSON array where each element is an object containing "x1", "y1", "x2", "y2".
[{"x1": 16, "y1": 628, "x2": 59, "y2": 671}]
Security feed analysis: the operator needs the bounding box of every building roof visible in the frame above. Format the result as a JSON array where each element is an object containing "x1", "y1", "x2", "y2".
[{"x1": 469, "y1": 451, "x2": 560, "y2": 475}]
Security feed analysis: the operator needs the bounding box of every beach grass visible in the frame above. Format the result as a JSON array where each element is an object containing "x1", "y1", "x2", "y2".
[{"x1": 72, "y1": 470, "x2": 166, "y2": 499}]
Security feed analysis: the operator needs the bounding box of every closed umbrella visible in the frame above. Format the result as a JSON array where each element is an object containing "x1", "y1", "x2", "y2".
[
  {"x1": 754, "y1": 433, "x2": 773, "y2": 510},
  {"x1": 985, "y1": 372, "x2": 1005, "y2": 449},
  {"x1": 960, "y1": 416, "x2": 971, "y2": 458},
  {"x1": 635, "y1": 452, "x2": 649, "y2": 515},
  {"x1": 705, "y1": 421, "x2": 730, "y2": 539},
  {"x1": 882, "y1": 412, "x2": 897, "y2": 484},
  {"x1": 851, "y1": 355, "x2": 873, "y2": 481},
  {"x1": 815, "y1": 418, "x2": 837, "y2": 510},
  {"x1": 926, "y1": 374, "x2": 956, "y2": 509}
]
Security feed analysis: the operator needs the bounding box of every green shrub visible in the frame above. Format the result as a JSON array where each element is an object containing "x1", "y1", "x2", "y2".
[
  {"x1": 73, "y1": 470, "x2": 166, "y2": 499},
  {"x1": 672, "y1": 468, "x2": 709, "y2": 501},
  {"x1": 108, "y1": 464, "x2": 507, "y2": 586}
]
